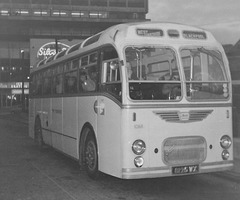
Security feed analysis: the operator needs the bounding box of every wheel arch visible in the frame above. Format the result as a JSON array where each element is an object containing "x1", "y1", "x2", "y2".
[{"x1": 78, "y1": 122, "x2": 97, "y2": 167}]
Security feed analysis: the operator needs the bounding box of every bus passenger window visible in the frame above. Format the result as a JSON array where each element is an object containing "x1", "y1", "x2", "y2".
[
  {"x1": 79, "y1": 70, "x2": 96, "y2": 92},
  {"x1": 30, "y1": 75, "x2": 37, "y2": 96},
  {"x1": 52, "y1": 65, "x2": 63, "y2": 94},
  {"x1": 89, "y1": 52, "x2": 98, "y2": 63},
  {"x1": 64, "y1": 71, "x2": 77, "y2": 94},
  {"x1": 72, "y1": 59, "x2": 79, "y2": 69},
  {"x1": 56, "y1": 76, "x2": 63, "y2": 94},
  {"x1": 102, "y1": 47, "x2": 118, "y2": 61},
  {"x1": 53, "y1": 75, "x2": 63, "y2": 94},
  {"x1": 36, "y1": 73, "x2": 42, "y2": 95},
  {"x1": 43, "y1": 77, "x2": 51, "y2": 95}
]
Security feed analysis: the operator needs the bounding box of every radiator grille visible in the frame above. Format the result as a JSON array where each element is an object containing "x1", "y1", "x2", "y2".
[
  {"x1": 163, "y1": 136, "x2": 207, "y2": 165},
  {"x1": 154, "y1": 110, "x2": 213, "y2": 123}
]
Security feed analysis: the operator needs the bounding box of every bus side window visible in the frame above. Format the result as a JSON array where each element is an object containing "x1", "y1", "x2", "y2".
[
  {"x1": 36, "y1": 73, "x2": 42, "y2": 96},
  {"x1": 64, "y1": 71, "x2": 77, "y2": 94},
  {"x1": 52, "y1": 75, "x2": 63, "y2": 94},
  {"x1": 30, "y1": 74, "x2": 37, "y2": 96},
  {"x1": 100, "y1": 45, "x2": 121, "y2": 101},
  {"x1": 43, "y1": 77, "x2": 51, "y2": 95},
  {"x1": 56, "y1": 75, "x2": 63, "y2": 94},
  {"x1": 79, "y1": 66, "x2": 97, "y2": 92},
  {"x1": 101, "y1": 60, "x2": 122, "y2": 101},
  {"x1": 102, "y1": 46, "x2": 118, "y2": 60},
  {"x1": 42, "y1": 69, "x2": 52, "y2": 95},
  {"x1": 52, "y1": 64, "x2": 64, "y2": 94}
]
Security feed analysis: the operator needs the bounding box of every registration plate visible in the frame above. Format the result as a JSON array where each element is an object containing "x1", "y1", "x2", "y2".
[{"x1": 172, "y1": 165, "x2": 199, "y2": 175}]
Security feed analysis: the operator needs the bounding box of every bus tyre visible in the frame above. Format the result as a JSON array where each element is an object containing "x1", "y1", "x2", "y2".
[
  {"x1": 84, "y1": 133, "x2": 99, "y2": 179},
  {"x1": 34, "y1": 118, "x2": 44, "y2": 147}
]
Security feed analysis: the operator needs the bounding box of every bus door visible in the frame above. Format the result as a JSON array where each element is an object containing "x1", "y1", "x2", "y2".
[{"x1": 95, "y1": 59, "x2": 122, "y2": 176}]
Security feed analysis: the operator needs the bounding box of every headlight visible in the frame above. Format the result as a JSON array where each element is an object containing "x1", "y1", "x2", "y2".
[
  {"x1": 222, "y1": 150, "x2": 230, "y2": 160},
  {"x1": 220, "y1": 135, "x2": 232, "y2": 149},
  {"x1": 132, "y1": 140, "x2": 146, "y2": 155},
  {"x1": 134, "y1": 156, "x2": 144, "y2": 167}
]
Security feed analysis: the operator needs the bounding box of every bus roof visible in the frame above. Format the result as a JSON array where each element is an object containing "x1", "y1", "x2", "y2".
[
  {"x1": 33, "y1": 22, "x2": 219, "y2": 72},
  {"x1": 106, "y1": 22, "x2": 217, "y2": 46}
]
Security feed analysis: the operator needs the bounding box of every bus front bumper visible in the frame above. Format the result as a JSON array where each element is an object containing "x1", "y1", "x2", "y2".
[{"x1": 122, "y1": 160, "x2": 234, "y2": 179}]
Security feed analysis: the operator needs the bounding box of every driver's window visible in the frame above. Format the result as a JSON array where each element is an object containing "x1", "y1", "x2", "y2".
[
  {"x1": 181, "y1": 50, "x2": 201, "y2": 81},
  {"x1": 181, "y1": 49, "x2": 226, "y2": 82},
  {"x1": 125, "y1": 47, "x2": 180, "y2": 81},
  {"x1": 100, "y1": 46, "x2": 122, "y2": 102},
  {"x1": 192, "y1": 55, "x2": 201, "y2": 80}
]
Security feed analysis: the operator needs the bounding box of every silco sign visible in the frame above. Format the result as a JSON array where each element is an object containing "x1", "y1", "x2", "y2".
[{"x1": 37, "y1": 42, "x2": 69, "y2": 61}]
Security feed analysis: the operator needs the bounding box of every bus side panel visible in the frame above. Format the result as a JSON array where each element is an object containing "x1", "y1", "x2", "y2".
[
  {"x1": 77, "y1": 96, "x2": 97, "y2": 159},
  {"x1": 51, "y1": 97, "x2": 63, "y2": 151},
  {"x1": 29, "y1": 98, "x2": 35, "y2": 139},
  {"x1": 41, "y1": 98, "x2": 52, "y2": 146},
  {"x1": 62, "y1": 97, "x2": 78, "y2": 158},
  {"x1": 34, "y1": 98, "x2": 42, "y2": 135},
  {"x1": 96, "y1": 96, "x2": 122, "y2": 178}
]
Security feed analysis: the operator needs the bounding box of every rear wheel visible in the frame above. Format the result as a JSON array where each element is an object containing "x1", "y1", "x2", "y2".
[
  {"x1": 84, "y1": 131, "x2": 99, "y2": 179},
  {"x1": 34, "y1": 118, "x2": 43, "y2": 147}
]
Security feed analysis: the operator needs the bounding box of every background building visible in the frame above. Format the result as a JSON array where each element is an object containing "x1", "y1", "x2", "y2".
[
  {"x1": 0, "y1": 0, "x2": 149, "y2": 110},
  {"x1": 224, "y1": 40, "x2": 240, "y2": 138}
]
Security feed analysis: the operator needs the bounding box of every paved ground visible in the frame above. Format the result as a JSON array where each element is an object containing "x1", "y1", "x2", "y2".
[
  {"x1": 0, "y1": 112, "x2": 240, "y2": 200},
  {"x1": 0, "y1": 108, "x2": 240, "y2": 200}
]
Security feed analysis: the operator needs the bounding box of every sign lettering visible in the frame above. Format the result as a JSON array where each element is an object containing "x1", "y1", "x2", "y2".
[
  {"x1": 137, "y1": 29, "x2": 163, "y2": 37},
  {"x1": 37, "y1": 42, "x2": 69, "y2": 61},
  {"x1": 183, "y1": 31, "x2": 207, "y2": 40}
]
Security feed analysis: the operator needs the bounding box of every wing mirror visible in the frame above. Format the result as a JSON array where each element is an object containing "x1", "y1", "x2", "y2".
[{"x1": 110, "y1": 60, "x2": 120, "y2": 70}]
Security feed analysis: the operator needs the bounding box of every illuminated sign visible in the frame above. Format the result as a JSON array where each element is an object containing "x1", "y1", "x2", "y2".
[
  {"x1": 0, "y1": 82, "x2": 29, "y2": 89},
  {"x1": 37, "y1": 42, "x2": 69, "y2": 61},
  {"x1": 182, "y1": 31, "x2": 207, "y2": 40},
  {"x1": 136, "y1": 29, "x2": 163, "y2": 37},
  {"x1": 30, "y1": 39, "x2": 83, "y2": 69},
  {"x1": 12, "y1": 89, "x2": 29, "y2": 95}
]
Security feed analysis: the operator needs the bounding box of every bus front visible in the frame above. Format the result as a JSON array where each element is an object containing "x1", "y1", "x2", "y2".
[{"x1": 121, "y1": 33, "x2": 233, "y2": 179}]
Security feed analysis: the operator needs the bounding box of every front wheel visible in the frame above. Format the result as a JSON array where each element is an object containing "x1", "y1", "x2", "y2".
[{"x1": 84, "y1": 133, "x2": 99, "y2": 179}]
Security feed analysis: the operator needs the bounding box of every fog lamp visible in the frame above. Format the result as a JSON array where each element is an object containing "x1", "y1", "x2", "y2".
[
  {"x1": 134, "y1": 156, "x2": 144, "y2": 168},
  {"x1": 222, "y1": 150, "x2": 230, "y2": 160},
  {"x1": 132, "y1": 140, "x2": 146, "y2": 155},
  {"x1": 220, "y1": 135, "x2": 232, "y2": 149}
]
